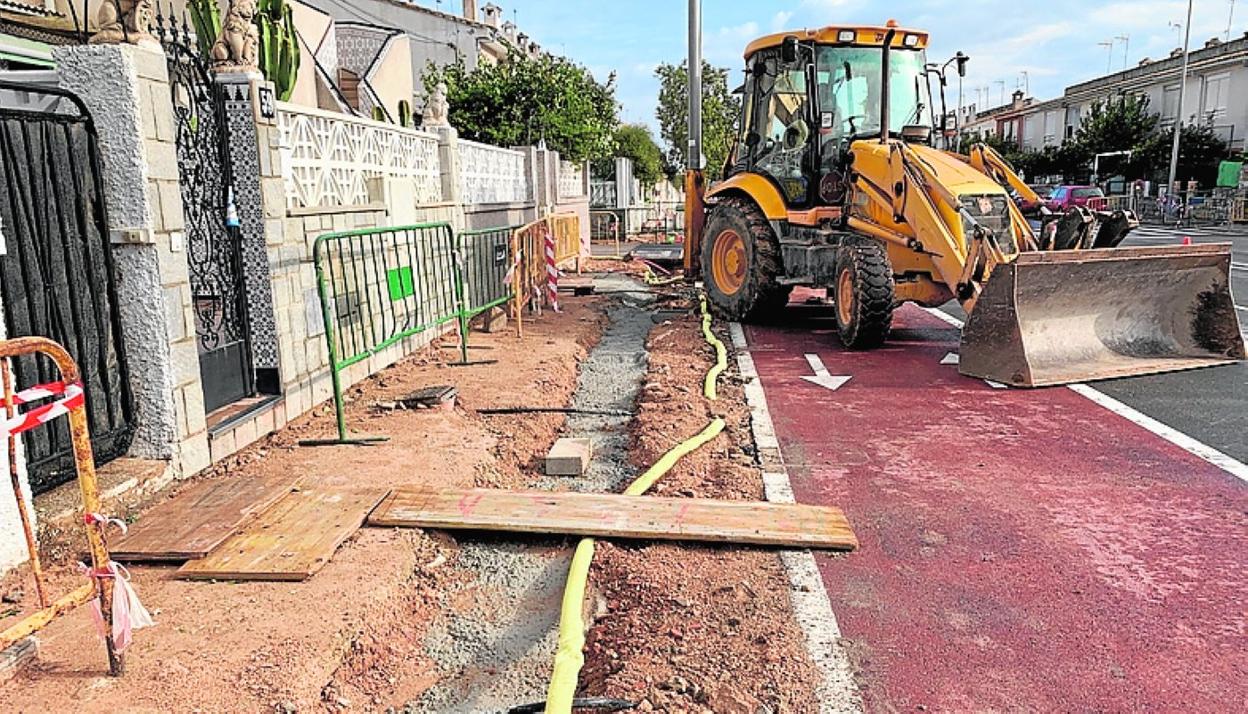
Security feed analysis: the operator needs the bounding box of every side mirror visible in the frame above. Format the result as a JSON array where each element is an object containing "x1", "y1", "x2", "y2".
[
  {"x1": 956, "y1": 52, "x2": 969, "y2": 78},
  {"x1": 745, "y1": 131, "x2": 761, "y2": 148},
  {"x1": 752, "y1": 61, "x2": 767, "y2": 78},
  {"x1": 782, "y1": 36, "x2": 799, "y2": 64}
]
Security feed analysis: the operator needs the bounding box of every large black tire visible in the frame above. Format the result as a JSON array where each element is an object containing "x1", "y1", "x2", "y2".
[
  {"x1": 833, "y1": 237, "x2": 895, "y2": 349},
  {"x1": 701, "y1": 197, "x2": 791, "y2": 322}
]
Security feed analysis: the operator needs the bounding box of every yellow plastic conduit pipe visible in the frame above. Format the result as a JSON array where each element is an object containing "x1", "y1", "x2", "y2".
[{"x1": 543, "y1": 295, "x2": 729, "y2": 713}]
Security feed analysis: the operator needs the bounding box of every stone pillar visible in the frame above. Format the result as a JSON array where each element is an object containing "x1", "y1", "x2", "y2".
[
  {"x1": 216, "y1": 72, "x2": 281, "y2": 395},
  {"x1": 53, "y1": 44, "x2": 210, "y2": 477}
]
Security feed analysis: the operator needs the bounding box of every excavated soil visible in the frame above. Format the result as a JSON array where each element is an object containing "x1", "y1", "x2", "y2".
[
  {"x1": 0, "y1": 297, "x2": 605, "y2": 713},
  {"x1": 579, "y1": 312, "x2": 822, "y2": 713}
]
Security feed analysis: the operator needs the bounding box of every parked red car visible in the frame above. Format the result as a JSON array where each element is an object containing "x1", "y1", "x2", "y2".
[{"x1": 1045, "y1": 185, "x2": 1107, "y2": 212}]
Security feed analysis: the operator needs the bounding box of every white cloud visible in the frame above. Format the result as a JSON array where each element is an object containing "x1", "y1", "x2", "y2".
[{"x1": 772, "y1": 11, "x2": 796, "y2": 31}]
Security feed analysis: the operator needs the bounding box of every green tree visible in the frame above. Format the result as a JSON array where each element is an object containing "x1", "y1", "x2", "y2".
[
  {"x1": 592, "y1": 124, "x2": 665, "y2": 187},
  {"x1": 655, "y1": 61, "x2": 741, "y2": 179},
  {"x1": 1137, "y1": 123, "x2": 1230, "y2": 187},
  {"x1": 423, "y1": 51, "x2": 618, "y2": 162},
  {"x1": 1071, "y1": 95, "x2": 1161, "y2": 178}
]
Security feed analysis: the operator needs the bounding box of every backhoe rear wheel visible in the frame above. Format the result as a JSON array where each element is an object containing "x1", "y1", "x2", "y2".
[
  {"x1": 834, "y1": 237, "x2": 895, "y2": 349},
  {"x1": 702, "y1": 197, "x2": 791, "y2": 322}
]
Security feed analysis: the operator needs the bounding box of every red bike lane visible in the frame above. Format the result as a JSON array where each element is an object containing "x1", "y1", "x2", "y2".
[{"x1": 745, "y1": 302, "x2": 1248, "y2": 712}]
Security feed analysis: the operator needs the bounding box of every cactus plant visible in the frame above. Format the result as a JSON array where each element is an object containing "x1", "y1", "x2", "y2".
[
  {"x1": 186, "y1": 0, "x2": 221, "y2": 59},
  {"x1": 397, "y1": 100, "x2": 412, "y2": 127},
  {"x1": 372, "y1": 106, "x2": 388, "y2": 123},
  {"x1": 255, "y1": 0, "x2": 302, "y2": 101},
  {"x1": 184, "y1": 0, "x2": 300, "y2": 101}
]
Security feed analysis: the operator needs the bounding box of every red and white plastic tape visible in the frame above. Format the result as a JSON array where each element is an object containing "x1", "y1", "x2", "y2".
[{"x1": 1, "y1": 381, "x2": 84, "y2": 438}]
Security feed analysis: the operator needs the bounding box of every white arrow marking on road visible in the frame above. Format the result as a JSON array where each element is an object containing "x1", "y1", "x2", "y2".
[
  {"x1": 941, "y1": 352, "x2": 961, "y2": 365},
  {"x1": 802, "y1": 354, "x2": 852, "y2": 391}
]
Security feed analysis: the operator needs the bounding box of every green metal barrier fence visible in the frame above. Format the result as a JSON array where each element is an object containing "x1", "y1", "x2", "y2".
[{"x1": 302, "y1": 221, "x2": 516, "y2": 446}]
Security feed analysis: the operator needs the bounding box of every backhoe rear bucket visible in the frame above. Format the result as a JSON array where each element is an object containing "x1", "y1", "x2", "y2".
[{"x1": 959, "y1": 244, "x2": 1246, "y2": 387}]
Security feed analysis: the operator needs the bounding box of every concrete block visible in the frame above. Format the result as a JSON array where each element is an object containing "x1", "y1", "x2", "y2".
[
  {"x1": 163, "y1": 285, "x2": 187, "y2": 342},
  {"x1": 546, "y1": 438, "x2": 592, "y2": 477},
  {"x1": 481, "y1": 306, "x2": 508, "y2": 333}
]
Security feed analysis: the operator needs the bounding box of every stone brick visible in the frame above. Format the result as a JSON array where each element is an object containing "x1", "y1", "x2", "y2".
[
  {"x1": 130, "y1": 45, "x2": 168, "y2": 82},
  {"x1": 157, "y1": 180, "x2": 185, "y2": 232},
  {"x1": 145, "y1": 142, "x2": 179, "y2": 181},
  {"x1": 181, "y1": 431, "x2": 211, "y2": 477},
  {"x1": 138, "y1": 83, "x2": 158, "y2": 141},
  {"x1": 262, "y1": 179, "x2": 286, "y2": 219},
  {"x1": 150, "y1": 85, "x2": 176, "y2": 144},
  {"x1": 546, "y1": 438, "x2": 593, "y2": 477},
  {"x1": 182, "y1": 384, "x2": 208, "y2": 436},
  {"x1": 233, "y1": 418, "x2": 259, "y2": 452},
  {"x1": 163, "y1": 285, "x2": 187, "y2": 342},
  {"x1": 168, "y1": 338, "x2": 200, "y2": 389},
  {"x1": 208, "y1": 429, "x2": 236, "y2": 466}
]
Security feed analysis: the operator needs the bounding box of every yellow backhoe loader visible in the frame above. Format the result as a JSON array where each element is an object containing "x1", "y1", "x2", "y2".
[{"x1": 684, "y1": 21, "x2": 1245, "y2": 387}]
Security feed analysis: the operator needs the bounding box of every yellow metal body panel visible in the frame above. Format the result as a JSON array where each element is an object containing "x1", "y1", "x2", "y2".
[
  {"x1": 707, "y1": 173, "x2": 789, "y2": 220},
  {"x1": 745, "y1": 25, "x2": 929, "y2": 58}
]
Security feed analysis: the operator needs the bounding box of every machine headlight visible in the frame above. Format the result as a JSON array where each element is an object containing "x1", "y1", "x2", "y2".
[
  {"x1": 837, "y1": 29, "x2": 856, "y2": 43},
  {"x1": 903, "y1": 34, "x2": 920, "y2": 47}
]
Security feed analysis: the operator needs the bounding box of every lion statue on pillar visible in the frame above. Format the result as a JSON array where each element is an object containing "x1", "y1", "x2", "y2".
[{"x1": 211, "y1": 0, "x2": 260, "y2": 71}]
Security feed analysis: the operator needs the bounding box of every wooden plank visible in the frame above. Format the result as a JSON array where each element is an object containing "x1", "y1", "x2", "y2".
[
  {"x1": 112, "y1": 472, "x2": 301, "y2": 562},
  {"x1": 177, "y1": 488, "x2": 390, "y2": 582},
  {"x1": 368, "y1": 488, "x2": 858, "y2": 551}
]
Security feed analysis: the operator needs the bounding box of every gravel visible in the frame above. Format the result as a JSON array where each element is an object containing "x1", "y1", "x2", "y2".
[{"x1": 407, "y1": 276, "x2": 658, "y2": 713}]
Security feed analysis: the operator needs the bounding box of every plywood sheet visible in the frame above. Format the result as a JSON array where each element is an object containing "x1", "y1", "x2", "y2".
[
  {"x1": 112, "y1": 473, "x2": 300, "y2": 562},
  {"x1": 178, "y1": 488, "x2": 390, "y2": 581},
  {"x1": 368, "y1": 488, "x2": 857, "y2": 551}
]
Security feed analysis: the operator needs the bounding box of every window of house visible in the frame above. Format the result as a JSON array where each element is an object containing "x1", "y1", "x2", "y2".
[
  {"x1": 1162, "y1": 84, "x2": 1181, "y2": 122},
  {"x1": 1202, "y1": 73, "x2": 1230, "y2": 121}
]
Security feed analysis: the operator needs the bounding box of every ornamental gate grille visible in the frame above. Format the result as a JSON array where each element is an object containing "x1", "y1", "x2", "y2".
[
  {"x1": 0, "y1": 82, "x2": 135, "y2": 494},
  {"x1": 160, "y1": 29, "x2": 256, "y2": 413}
]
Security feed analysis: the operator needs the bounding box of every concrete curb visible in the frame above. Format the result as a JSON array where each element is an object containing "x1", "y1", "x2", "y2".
[{"x1": 729, "y1": 323, "x2": 862, "y2": 714}]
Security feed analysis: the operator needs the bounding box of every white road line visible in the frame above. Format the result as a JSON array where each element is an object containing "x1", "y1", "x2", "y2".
[
  {"x1": 1231, "y1": 262, "x2": 1248, "y2": 272},
  {"x1": 731, "y1": 322, "x2": 862, "y2": 714},
  {"x1": 924, "y1": 307, "x2": 1248, "y2": 485}
]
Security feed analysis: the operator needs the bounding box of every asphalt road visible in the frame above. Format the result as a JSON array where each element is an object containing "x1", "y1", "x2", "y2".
[
  {"x1": 940, "y1": 222, "x2": 1248, "y2": 463},
  {"x1": 744, "y1": 305, "x2": 1248, "y2": 711}
]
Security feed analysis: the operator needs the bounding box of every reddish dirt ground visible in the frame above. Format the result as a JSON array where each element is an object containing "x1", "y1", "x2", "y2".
[
  {"x1": 747, "y1": 301, "x2": 1248, "y2": 711},
  {"x1": 0, "y1": 298, "x2": 605, "y2": 712},
  {"x1": 580, "y1": 311, "x2": 821, "y2": 713}
]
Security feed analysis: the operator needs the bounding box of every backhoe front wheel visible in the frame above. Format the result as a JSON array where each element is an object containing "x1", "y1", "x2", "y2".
[
  {"x1": 834, "y1": 237, "x2": 895, "y2": 349},
  {"x1": 701, "y1": 197, "x2": 790, "y2": 321}
]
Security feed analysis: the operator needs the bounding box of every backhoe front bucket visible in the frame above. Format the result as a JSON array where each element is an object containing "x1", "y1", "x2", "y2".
[{"x1": 959, "y1": 244, "x2": 1246, "y2": 387}]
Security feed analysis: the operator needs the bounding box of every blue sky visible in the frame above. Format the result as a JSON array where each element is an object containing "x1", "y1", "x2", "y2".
[{"x1": 431, "y1": 1, "x2": 1244, "y2": 142}]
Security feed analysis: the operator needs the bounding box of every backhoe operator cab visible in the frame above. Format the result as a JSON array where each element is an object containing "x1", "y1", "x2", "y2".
[{"x1": 701, "y1": 23, "x2": 1000, "y2": 347}]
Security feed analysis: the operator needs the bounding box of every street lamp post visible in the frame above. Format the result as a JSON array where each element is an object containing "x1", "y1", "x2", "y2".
[{"x1": 1167, "y1": 0, "x2": 1195, "y2": 196}]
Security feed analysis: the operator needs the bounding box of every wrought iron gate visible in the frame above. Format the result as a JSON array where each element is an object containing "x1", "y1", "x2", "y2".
[
  {"x1": 0, "y1": 82, "x2": 135, "y2": 494},
  {"x1": 161, "y1": 28, "x2": 255, "y2": 414}
]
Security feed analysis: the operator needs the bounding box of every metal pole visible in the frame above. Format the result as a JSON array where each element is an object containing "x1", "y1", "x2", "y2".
[
  {"x1": 2, "y1": 360, "x2": 48, "y2": 609},
  {"x1": 687, "y1": 0, "x2": 703, "y2": 171},
  {"x1": 1168, "y1": 0, "x2": 1195, "y2": 194}
]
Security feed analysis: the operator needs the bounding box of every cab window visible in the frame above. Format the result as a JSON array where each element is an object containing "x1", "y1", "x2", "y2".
[{"x1": 749, "y1": 50, "x2": 813, "y2": 203}]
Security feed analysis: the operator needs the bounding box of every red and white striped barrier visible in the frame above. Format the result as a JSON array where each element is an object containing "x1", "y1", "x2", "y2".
[
  {"x1": 5, "y1": 380, "x2": 78, "y2": 406},
  {"x1": 1, "y1": 381, "x2": 84, "y2": 438},
  {"x1": 544, "y1": 224, "x2": 560, "y2": 312}
]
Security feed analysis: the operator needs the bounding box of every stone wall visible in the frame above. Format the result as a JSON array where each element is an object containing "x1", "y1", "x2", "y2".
[{"x1": 53, "y1": 44, "x2": 209, "y2": 476}]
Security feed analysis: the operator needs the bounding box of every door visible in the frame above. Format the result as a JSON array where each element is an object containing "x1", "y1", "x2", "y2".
[
  {"x1": 0, "y1": 82, "x2": 136, "y2": 493},
  {"x1": 162, "y1": 35, "x2": 256, "y2": 413}
]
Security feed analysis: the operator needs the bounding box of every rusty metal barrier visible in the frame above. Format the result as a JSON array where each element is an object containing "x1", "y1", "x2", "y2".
[
  {"x1": 590, "y1": 211, "x2": 622, "y2": 258},
  {"x1": 1233, "y1": 197, "x2": 1248, "y2": 223},
  {"x1": 0, "y1": 337, "x2": 126, "y2": 675},
  {"x1": 511, "y1": 213, "x2": 582, "y2": 337}
]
